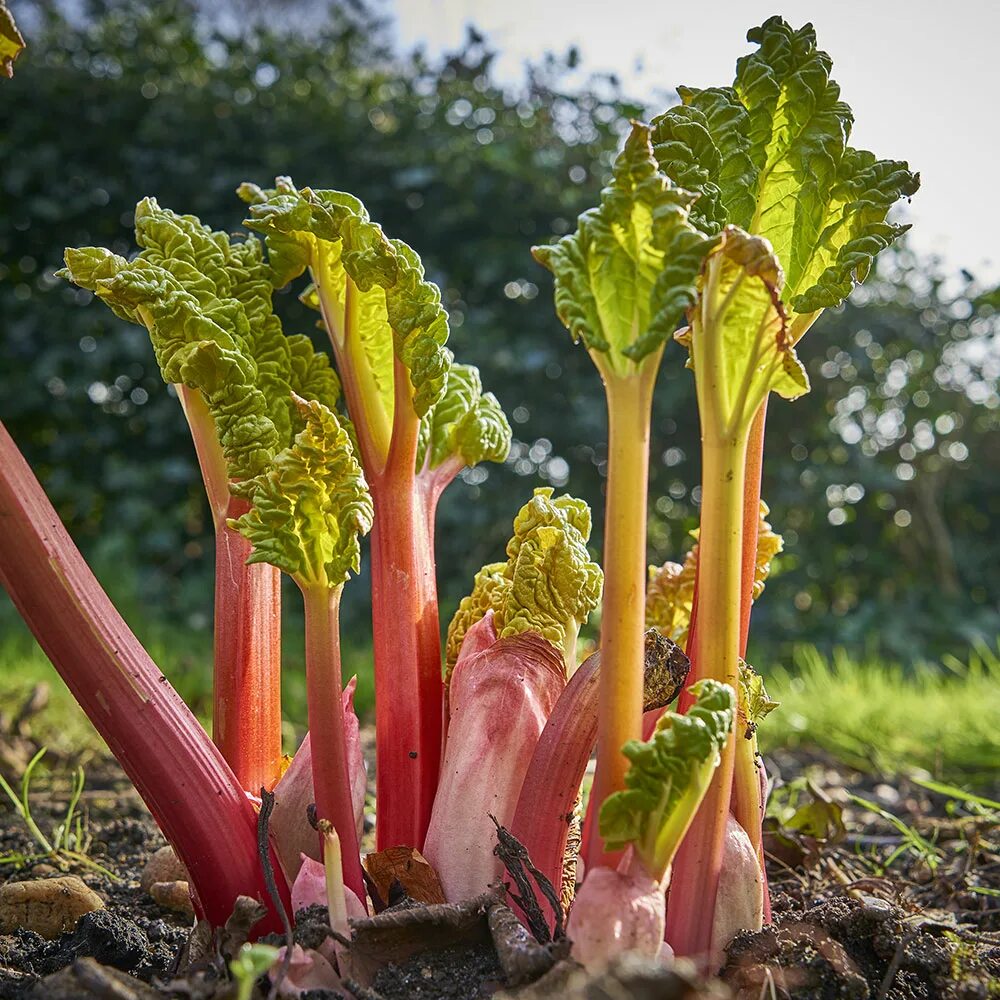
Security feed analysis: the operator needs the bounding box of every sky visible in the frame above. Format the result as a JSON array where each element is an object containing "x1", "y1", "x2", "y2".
[{"x1": 390, "y1": 0, "x2": 999, "y2": 286}]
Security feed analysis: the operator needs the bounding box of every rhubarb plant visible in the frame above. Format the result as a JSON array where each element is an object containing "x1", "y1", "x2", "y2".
[
  {"x1": 240, "y1": 179, "x2": 510, "y2": 850},
  {"x1": 59, "y1": 201, "x2": 339, "y2": 794},
  {"x1": 231, "y1": 395, "x2": 373, "y2": 901},
  {"x1": 0, "y1": 12, "x2": 921, "y2": 976},
  {"x1": 533, "y1": 121, "x2": 714, "y2": 870},
  {"x1": 647, "y1": 17, "x2": 918, "y2": 962},
  {"x1": 424, "y1": 487, "x2": 602, "y2": 901}
]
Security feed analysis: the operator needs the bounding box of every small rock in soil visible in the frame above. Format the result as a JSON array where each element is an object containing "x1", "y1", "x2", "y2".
[
  {"x1": 148, "y1": 880, "x2": 194, "y2": 916},
  {"x1": 140, "y1": 845, "x2": 189, "y2": 894},
  {"x1": 0, "y1": 876, "x2": 104, "y2": 939}
]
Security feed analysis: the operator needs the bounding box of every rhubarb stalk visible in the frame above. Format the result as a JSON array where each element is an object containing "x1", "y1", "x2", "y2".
[
  {"x1": 302, "y1": 585, "x2": 365, "y2": 899},
  {"x1": 241, "y1": 179, "x2": 509, "y2": 850},
  {"x1": 0, "y1": 422, "x2": 289, "y2": 930},
  {"x1": 231, "y1": 395, "x2": 374, "y2": 904},
  {"x1": 664, "y1": 228, "x2": 809, "y2": 964},
  {"x1": 533, "y1": 121, "x2": 715, "y2": 872}
]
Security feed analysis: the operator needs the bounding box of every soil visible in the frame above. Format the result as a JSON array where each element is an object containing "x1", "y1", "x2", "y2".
[{"x1": 0, "y1": 739, "x2": 997, "y2": 999}]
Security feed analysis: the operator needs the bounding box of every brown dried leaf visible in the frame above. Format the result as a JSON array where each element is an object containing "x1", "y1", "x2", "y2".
[{"x1": 362, "y1": 846, "x2": 446, "y2": 906}]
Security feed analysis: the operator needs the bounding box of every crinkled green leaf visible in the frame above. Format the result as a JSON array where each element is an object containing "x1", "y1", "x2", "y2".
[
  {"x1": 444, "y1": 562, "x2": 509, "y2": 678},
  {"x1": 599, "y1": 679, "x2": 735, "y2": 879},
  {"x1": 417, "y1": 363, "x2": 512, "y2": 473},
  {"x1": 650, "y1": 17, "x2": 918, "y2": 323},
  {"x1": 683, "y1": 226, "x2": 809, "y2": 437},
  {"x1": 446, "y1": 487, "x2": 602, "y2": 674},
  {"x1": 532, "y1": 121, "x2": 715, "y2": 376},
  {"x1": 738, "y1": 661, "x2": 779, "y2": 739},
  {"x1": 752, "y1": 501, "x2": 783, "y2": 601},
  {"x1": 230, "y1": 396, "x2": 373, "y2": 591},
  {"x1": 0, "y1": 0, "x2": 25, "y2": 79},
  {"x1": 242, "y1": 179, "x2": 451, "y2": 423},
  {"x1": 646, "y1": 554, "x2": 697, "y2": 649},
  {"x1": 60, "y1": 199, "x2": 338, "y2": 481}
]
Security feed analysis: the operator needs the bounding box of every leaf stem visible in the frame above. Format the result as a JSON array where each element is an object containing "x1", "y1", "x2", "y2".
[
  {"x1": 663, "y1": 430, "x2": 747, "y2": 964},
  {"x1": 301, "y1": 583, "x2": 365, "y2": 901},
  {"x1": 368, "y1": 357, "x2": 443, "y2": 851},
  {"x1": 585, "y1": 360, "x2": 659, "y2": 872},
  {"x1": 176, "y1": 384, "x2": 283, "y2": 793}
]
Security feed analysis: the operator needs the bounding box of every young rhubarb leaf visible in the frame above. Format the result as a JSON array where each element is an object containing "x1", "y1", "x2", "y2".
[
  {"x1": 599, "y1": 679, "x2": 736, "y2": 882},
  {"x1": 231, "y1": 396, "x2": 372, "y2": 592},
  {"x1": 685, "y1": 225, "x2": 809, "y2": 440},
  {"x1": 416, "y1": 361, "x2": 511, "y2": 491},
  {"x1": 532, "y1": 121, "x2": 714, "y2": 373},
  {"x1": 240, "y1": 178, "x2": 452, "y2": 457},
  {"x1": 446, "y1": 488, "x2": 603, "y2": 675},
  {"x1": 650, "y1": 17, "x2": 919, "y2": 334},
  {"x1": 646, "y1": 501, "x2": 782, "y2": 647},
  {"x1": 60, "y1": 199, "x2": 340, "y2": 480}
]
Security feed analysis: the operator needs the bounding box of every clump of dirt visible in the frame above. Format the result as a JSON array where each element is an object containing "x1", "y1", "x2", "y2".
[
  {"x1": 370, "y1": 941, "x2": 505, "y2": 1000},
  {"x1": 0, "y1": 767, "x2": 191, "y2": 1000},
  {"x1": 723, "y1": 893, "x2": 999, "y2": 999}
]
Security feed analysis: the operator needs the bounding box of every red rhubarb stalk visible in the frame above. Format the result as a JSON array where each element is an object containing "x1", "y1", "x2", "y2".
[
  {"x1": 0, "y1": 422, "x2": 289, "y2": 930},
  {"x1": 367, "y1": 357, "x2": 443, "y2": 851},
  {"x1": 302, "y1": 585, "x2": 366, "y2": 902}
]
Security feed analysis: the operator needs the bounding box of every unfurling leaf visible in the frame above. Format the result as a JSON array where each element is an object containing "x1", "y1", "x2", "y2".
[
  {"x1": 532, "y1": 121, "x2": 715, "y2": 376},
  {"x1": 646, "y1": 501, "x2": 782, "y2": 647},
  {"x1": 681, "y1": 225, "x2": 808, "y2": 438},
  {"x1": 417, "y1": 362, "x2": 512, "y2": 475},
  {"x1": 242, "y1": 179, "x2": 449, "y2": 423},
  {"x1": 737, "y1": 661, "x2": 779, "y2": 740},
  {"x1": 752, "y1": 501, "x2": 783, "y2": 599},
  {"x1": 0, "y1": 0, "x2": 25, "y2": 79},
  {"x1": 599, "y1": 679, "x2": 735, "y2": 881},
  {"x1": 59, "y1": 200, "x2": 338, "y2": 482},
  {"x1": 230, "y1": 396, "x2": 372, "y2": 591},
  {"x1": 650, "y1": 17, "x2": 919, "y2": 331},
  {"x1": 645, "y1": 553, "x2": 697, "y2": 648},
  {"x1": 446, "y1": 488, "x2": 603, "y2": 675}
]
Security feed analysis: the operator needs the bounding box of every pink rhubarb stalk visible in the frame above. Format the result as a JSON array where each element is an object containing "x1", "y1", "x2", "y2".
[
  {"x1": 302, "y1": 585, "x2": 366, "y2": 903},
  {"x1": 270, "y1": 677, "x2": 367, "y2": 883},
  {"x1": 510, "y1": 632, "x2": 688, "y2": 924},
  {"x1": 0, "y1": 422, "x2": 289, "y2": 929},
  {"x1": 178, "y1": 384, "x2": 283, "y2": 794},
  {"x1": 423, "y1": 627, "x2": 566, "y2": 903}
]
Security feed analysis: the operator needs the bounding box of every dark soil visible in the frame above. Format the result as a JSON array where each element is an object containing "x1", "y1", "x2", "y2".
[{"x1": 0, "y1": 743, "x2": 997, "y2": 999}]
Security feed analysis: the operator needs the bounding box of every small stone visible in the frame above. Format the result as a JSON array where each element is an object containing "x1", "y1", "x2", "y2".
[
  {"x1": 148, "y1": 880, "x2": 194, "y2": 916},
  {"x1": 0, "y1": 876, "x2": 105, "y2": 939},
  {"x1": 139, "y1": 845, "x2": 189, "y2": 894},
  {"x1": 874, "y1": 783, "x2": 900, "y2": 806},
  {"x1": 30, "y1": 863, "x2": 57, "y2": 876}
]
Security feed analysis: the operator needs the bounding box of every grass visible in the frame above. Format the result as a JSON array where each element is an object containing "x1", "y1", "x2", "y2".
[
  {"x1": 0, "y1": 611, "x2": 375, "y2": 757},
  {"x1": 761, "y1": 640, "x2": 1000, "y2": 786},
  {"x1": 2, "y1": 607, "x2": 997, "y2": 787}
]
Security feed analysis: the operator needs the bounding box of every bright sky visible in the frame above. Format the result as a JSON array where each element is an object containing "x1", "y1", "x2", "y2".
[{"x1": 391, "y1": 0, "x2": 999, "y2": 286}]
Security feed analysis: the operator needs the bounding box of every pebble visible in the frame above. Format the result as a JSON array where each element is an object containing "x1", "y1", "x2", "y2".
[
  {"x1": 139, "y1": 845, "x2": 189, "y2": 893},
  {"x1": 148, "y1": 880, "x2": 195, "y2": 916},
  {"x1": 0, "y1": 875, "x2": 105, "y2": 939}
]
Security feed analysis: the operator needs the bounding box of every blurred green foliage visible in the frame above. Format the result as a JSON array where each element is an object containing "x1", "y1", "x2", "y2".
[{"x1": 2, "y1": 0, "x2": 998, "y2": 666}]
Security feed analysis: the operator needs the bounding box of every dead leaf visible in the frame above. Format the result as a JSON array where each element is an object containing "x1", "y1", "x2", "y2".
[{"x1": 363, "y1": 846, "x2": 446, "y2": 907}]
